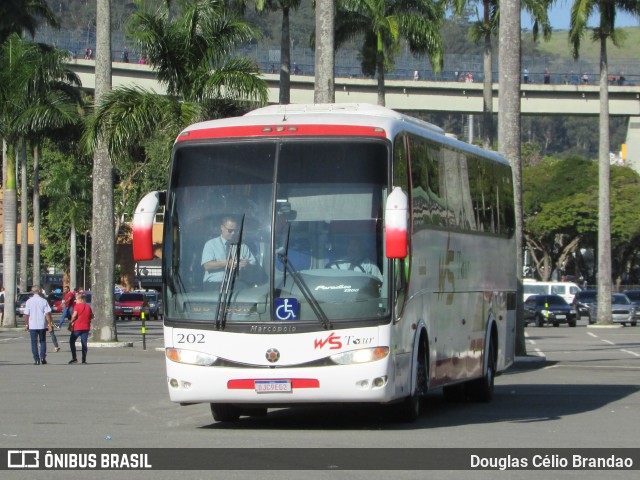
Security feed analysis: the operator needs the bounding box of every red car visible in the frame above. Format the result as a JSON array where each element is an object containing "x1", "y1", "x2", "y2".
[{"x1": 114, "y1": 292, "x2": 150, "y2": 321}]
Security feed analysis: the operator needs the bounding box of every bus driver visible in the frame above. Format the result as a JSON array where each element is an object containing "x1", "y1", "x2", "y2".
[{"x1": 201, "y1": 217, "x2": 257, "y2": 286}]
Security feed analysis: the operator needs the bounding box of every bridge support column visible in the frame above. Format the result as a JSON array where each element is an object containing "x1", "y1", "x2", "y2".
[{"x1": 624, "y1": 117, "x2": 640, "y2": 174}]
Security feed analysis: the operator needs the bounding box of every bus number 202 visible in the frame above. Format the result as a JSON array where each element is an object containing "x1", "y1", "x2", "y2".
[{"x1": 177, "y1": 333, "x2": 205, "y2": 344}]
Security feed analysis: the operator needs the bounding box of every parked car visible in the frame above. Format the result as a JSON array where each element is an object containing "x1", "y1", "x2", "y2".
[
  {"x1": 15, "y1": 292, "x2": 34, "y2": 317},
  {"x1": 114, "y1": 292, "x2": 149, "y2": 321},
  {"x1": 47, "y1": 293, "x2": 63, "y2": 313},
  {"x1": 137, "y1": 290, "x2": 162, "y2": 320},
  {"x1": 623, "y1": 290, "x2": 640, "y2": 307},
  {"x1": 524, "y1": 294, "x2": 577, "y2": 327},
  {"x1": 572, "y1": 290, "x2": 598, "y2": 323},
  {"x1": 589, "y1": 293, "x2": 637, "y2": 326}
]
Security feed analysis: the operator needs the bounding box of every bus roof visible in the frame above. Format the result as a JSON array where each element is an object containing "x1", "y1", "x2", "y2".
[{"x1": 176, "y1": 103, "x2": 508, "y2": 166}]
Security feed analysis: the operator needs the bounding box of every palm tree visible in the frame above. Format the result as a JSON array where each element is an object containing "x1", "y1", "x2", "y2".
[
  {"x1": 451, "y1": 0, "x2": 551, "y2": 149},
  {"x1": 1, "y1": 35, "x2": 80, "y2": 327},
  {"x1": 314, "y1": 0, "x2": 335, "y2": 103},
  {"x1": 90, "y1": 0, "x2": 116, "y2": 342},
  {"x1": 569, "y1": 1, "x2": 640, "y2": 325},
  {"x1": 0, "y1": 0, "x2": 59, "y2": 43},
  {"x1": 42, "y1": 153, "x2": 92, "y2": 290},
  {"x1": 20, "y1": 141, "x2": 28, "y2": 292},
  {"x1": 335, "y1": 0, "x2": 445, "y2": 106},
  {"x1": 0, "y1": 0, "x2": 60, "y2": 326},
  {"x1": 85, "y1": 1, "x2": 266, "y2": 340},
  {"x1": 86, "y1": 0, "x2": 267, "y2": 156},
  {"x1": 255, "y1": 0, "x2": 302, "y2": 105},
  {"x1": 15, "y1": 41, "x2": 81, "y2": 293},
  {"x1": 497, "y1": 0, "x2": 525, "y2": 355}
]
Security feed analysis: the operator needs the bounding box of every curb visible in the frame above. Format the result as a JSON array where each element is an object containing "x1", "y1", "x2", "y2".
[
  {"x1": 87, "y1": 342, "x2": 134, "y2": 348},
  {"x1": 586, "y1": 323, "x2": 624, "y2": 329}
]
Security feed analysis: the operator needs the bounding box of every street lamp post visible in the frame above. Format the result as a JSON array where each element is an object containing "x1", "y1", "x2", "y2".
[{"x1": 83, "y1": 230, "x2": 89, "y2": 290}]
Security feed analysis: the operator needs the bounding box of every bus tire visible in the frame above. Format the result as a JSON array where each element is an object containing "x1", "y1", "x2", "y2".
[
  {"x1": 467, "y1": 337, "x2": 495, "y2": 403},
  {"x1": 210, "y1": 403, "x2": 240, "y2": 422},
  {"x1": 394, "y1": 337, "x2": 427, "y2": 422}
]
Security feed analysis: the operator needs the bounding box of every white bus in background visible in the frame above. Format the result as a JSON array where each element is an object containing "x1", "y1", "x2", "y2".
[
  {"x1": 133, "y1": 103, "x2": 517, "y2": 422},
  {"x1": 523, "y1": 279, "x2": 581, "y2": 304}
]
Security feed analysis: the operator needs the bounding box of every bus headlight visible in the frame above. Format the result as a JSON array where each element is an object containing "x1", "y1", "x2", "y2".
[
  {"x1": 166, "y1": 348, "x2": 218, "y2": 366},
  {"x1": 330, "y1": 347, "x2": 389, "y2": 365}
]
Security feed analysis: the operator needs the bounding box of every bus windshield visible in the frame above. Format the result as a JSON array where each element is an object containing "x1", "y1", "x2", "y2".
[{"x1": 164, "y1": 138, "x2": 390, "y2": 326}]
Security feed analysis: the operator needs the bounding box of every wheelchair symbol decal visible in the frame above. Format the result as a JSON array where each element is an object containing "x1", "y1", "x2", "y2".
[{"x1": 275, "y1": 298, "x2": 299, "y2": 321}]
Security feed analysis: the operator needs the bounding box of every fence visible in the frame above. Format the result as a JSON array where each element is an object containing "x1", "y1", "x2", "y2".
[{"x1": 34, "y1": 27, "x2": 640, "y2": 86}]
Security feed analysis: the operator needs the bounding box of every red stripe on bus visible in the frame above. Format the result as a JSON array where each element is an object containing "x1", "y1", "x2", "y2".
[
  {"x1": 227, "y1": 379, "x2": 320, "y2": 389},
  {"x1": 176, "y1": 125, "x2": 386, "y2": 141}
]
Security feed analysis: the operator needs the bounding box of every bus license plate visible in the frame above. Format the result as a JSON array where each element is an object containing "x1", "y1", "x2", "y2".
[{"x1": 255, "y1": 380, "x2": 292, "y2": 393}]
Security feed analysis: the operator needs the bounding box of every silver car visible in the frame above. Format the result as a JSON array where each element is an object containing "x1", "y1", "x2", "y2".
[
  {"x1": 15, "y1": 292, "x2": 34, "y2": 317},
  {"x1": 589, "y1": 294, "x2": 637, "y2": 326}
]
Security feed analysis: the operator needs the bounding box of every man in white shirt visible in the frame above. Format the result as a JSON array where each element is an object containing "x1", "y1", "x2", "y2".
[{"x1": 24, "y1": 286, "x2": 53, "y2": 365}]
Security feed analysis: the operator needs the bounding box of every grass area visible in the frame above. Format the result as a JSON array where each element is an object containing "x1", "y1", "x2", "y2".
[{"x1": 531, "y1": 26, "x2": 640, "y2": 60}]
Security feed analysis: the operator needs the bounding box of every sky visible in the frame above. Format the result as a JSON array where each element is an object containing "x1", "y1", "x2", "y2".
[{"x1": 523, "y1": 2, "x2": 640, "y2": 31}]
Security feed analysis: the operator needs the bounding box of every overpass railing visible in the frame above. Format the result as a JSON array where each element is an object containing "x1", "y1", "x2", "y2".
[{"x1": 34, "y1": 28, "x2": 640, "y2": 86}]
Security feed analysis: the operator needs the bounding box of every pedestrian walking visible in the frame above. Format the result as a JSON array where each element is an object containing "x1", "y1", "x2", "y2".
[
  {"x1": 24, "y1": 286, "x2": 54, "y2": 365},
  {"x1": 68, "y1": 293, "x2": 94, "y2": 365},
  {"x1": 57, "y1": 286, "x2": 76, "y2": 329},
  {"x1": 523, "y1": 67, "x2": 529, "y2": 84}
]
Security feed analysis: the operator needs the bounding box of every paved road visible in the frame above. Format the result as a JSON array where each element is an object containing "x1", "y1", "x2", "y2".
[{"x1": 0, "y1": 317, "x2": 638, "y2": 479}]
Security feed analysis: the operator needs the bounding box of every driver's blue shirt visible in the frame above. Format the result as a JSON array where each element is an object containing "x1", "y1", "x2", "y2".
[{"x1": 201, "y1": 236, "x2": 256, "y2": 283}]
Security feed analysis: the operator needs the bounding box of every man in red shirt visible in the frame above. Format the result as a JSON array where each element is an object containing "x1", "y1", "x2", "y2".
[
  {"x1": 56, "y1": 286, "x2": 77, "y2": 329},
  {"x1": 68, "y1": 292, "x2": 94, "y2": 364}
]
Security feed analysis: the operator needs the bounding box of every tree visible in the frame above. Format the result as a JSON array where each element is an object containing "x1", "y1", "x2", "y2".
[
  {"x1": 569, "y1": 0, "x2": 640, "y2": 325},
  {"x1": 0, "y1": 0, "x2": 60, "y2": 326},
  {"x1": 16, "y1": 41, "x2": 82, "y2": 292},
  {"x1": 0, "y1": 0, "x2": 59, "y2": 43},
  {"x1": 497, "y1": 0, "x2": 525, "y2": 355},
  {"x1": 524, "y1": 158, "x2": 598, "y2": 280},
  {"x1": 314, "y1": 0, "x2": 335, "y2": 103},
  {"x1": 1, "y1": 35, "x2": 80, "y2": 326},
  {"x1": 256, "y1": 0, "x2": 302, "y2": 105},
  {"x1": 90, "y1": 0, "x2": 116, "y2": 341},
  {"x1": 335, "y1": 0, "x2": 445, "y2": 106},
  {"x1": 451, "y1": 0, "x2": 551, "y2": 149},
  {"x1": 86, "y1": 0, "x2": 267, "y2": 156},
  {"x1": 523, "y1": 157, "x2": 640, "y2": 286},
  {"x1": 42, "y1": 152, "x2": 92, "y2": 289},
  {"x1": 85, "y1": 1, "x2": 267, "y2": 323}
]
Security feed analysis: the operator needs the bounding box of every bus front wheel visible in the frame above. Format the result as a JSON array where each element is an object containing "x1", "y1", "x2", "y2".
[
  {"x1": 394, "y1": 339, "x2": 427, "y2": 422},
  {"x1": 210, "y1": 403, "x2": 240, "y2": 422},
  {"x1": 467, "y1": 337, "x2": 495, "y2": 403}
]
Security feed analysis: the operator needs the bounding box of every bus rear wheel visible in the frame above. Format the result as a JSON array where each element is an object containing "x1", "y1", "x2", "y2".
[{"x1": 210, "y1": 403, "x2": 240, "y2": 422}]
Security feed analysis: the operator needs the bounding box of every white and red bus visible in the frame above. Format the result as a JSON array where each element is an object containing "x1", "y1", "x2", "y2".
[{"x1": 133, "y1": 103, "x2": 516, "y2": 422}]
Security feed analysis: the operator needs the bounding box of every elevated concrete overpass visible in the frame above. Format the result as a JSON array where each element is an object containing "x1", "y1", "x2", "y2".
[
  {"x1": 66, "y1": 59, "x2": 640, "y2": 171},
  {"x1": 67, "y1": 59, "x2": 640, "y2": 116}
]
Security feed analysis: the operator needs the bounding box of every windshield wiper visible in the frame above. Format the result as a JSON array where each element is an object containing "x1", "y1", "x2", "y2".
[
  {"x1": 215, "y1": 215, "x2": 245, "y2": 330},
  {"x1": 277, "y1": 225, "x2": 332, "y2": 330}
]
